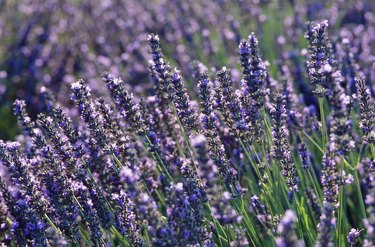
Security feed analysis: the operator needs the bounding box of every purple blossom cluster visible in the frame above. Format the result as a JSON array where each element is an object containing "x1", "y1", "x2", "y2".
[{"x1": 0, "y1": 1, "x2": 375, "y2": 246}]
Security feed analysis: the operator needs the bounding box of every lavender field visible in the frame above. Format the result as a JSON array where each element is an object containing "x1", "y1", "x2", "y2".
[{"x1": 0, "y1": 0, "x2": 374, "y2": 246}]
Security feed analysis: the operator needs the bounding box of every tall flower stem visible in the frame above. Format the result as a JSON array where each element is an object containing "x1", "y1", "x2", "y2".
[
  {"x1": 203, "y1": 202, "x2": 228, "y2": 247},
  {"x1": 170, "y1": 103, "x2": 198, "y2": 171},
  {"x1": 353, "y1": 170, "x2": 366, "y2": 220},
  {"x1": 319, "y1": 98, "x2": 327, "y2": 148},
  {"x1": 238, "y1": 139, "x2": 262, "y2": 180},
  {"x1": 337, "y1": 160, "x2": 344, "y2": 247},
  {"x1": 143, "y1": 135, "x2": 174, "y2": 183},
  {"x1": 343, "y1": 156, "x2": 366, "y2": 222},
  {"x1": 307, "y1": 169, "x2": 323, "y2": 205},
  {"x1": 293, "y1": 192, "x2": 315, "y2": 245},
  {"x1": 231, "y1": 198, "x2": 262, "y2": 246},
  {"x1": 44, "y1": 213, "x2": 62, "y2": 236}
]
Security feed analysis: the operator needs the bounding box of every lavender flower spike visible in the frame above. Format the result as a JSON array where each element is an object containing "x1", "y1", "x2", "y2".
[
  {"x1": 299, "y1": 143, "x2": 311, "y2": 170},
  {"x1": 239, "y1": 33, "x2": 267, "y2": 143},
  {"x1": 71, "y1": 79, "x2": 109, "y2": 150},
  {"x1": 347, "y1": 228, "x2": 361, "y2": 246},
  {"x1": 102, "y1": 73, "x2": 149, "y2": 136},
  {"x1": 148, "y1": 33, "x2": 172, "y2": 104},
  {"x1": 198, "y1": 72, "x2": 242, "y2": 197},
  {"x1": 316, "y1": 146, "x2": 340, "y2": 247},
  {"x1": 275, "y1": 210, "x2": 303, "y2": 247},
  {"x1": 305, "y1": 20, "x2": 332, "y2": 97},
  {"x1": 170, "y1": 68, "x2": 200, "y2": 132},
  {"x1": 355, "y1": 76, "x2": 375, "y2": 143},
  {"x1": 216, "y1": 67, "x2": 247, "y2": 137},
  {"x1": 271, "y1": 94, "x2": 298, "y2": 196}
]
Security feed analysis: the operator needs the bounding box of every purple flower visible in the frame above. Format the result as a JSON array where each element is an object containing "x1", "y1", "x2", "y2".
[
  {"x1": 198, "y1": 72, "x2": 242, "y2": 197},
  {"x1": 250, "y1": 195, "x2": 274, "y2": 234},
  {"x1": 216, "y1": 67, "x2": 248, "y2": 137},
  {"x1": 347, "y1": 228, "x2": 361, "y2": 246},
  {"x1": 238, "y1": 33, "x2": 267, "y2": 143},
  {"x1": 305, "y1": 20, "x2": 331, "y2": 97},
  {"x1": 103, "y1": 73, "x2": 149, "y2": 136},
  {"x1": 299, "y1": 143, "x2": 311, "y2": 170},
  {"x1": 355, "y1": 76, "x2": 375, "y2": 144},
  {"x1": 271, "y1": 94, "x2": 298, "y2": 195},
  {"x1": 316, "y1": 147, "x2": 339, "y2": 247},
  {"x1": 169, "y1": 68, "x2": 199, "y2": 132},
  {"x1": 275, "y1": 210, "x2": 303, "y2": 247},
  {"x1": 71, "y1": 79, "x2": 110, "y2": 150}
]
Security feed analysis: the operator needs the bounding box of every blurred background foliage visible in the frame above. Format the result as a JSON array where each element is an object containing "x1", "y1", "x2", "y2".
[{"x1": 0, "y1": 0, "x2": 373, "y2": 140}]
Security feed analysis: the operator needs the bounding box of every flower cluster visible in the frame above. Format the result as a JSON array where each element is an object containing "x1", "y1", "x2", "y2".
[
  {"x1": 356, "y1": 77, "x2": 375, "y2": 143},
  {"x1": 0, "y1": 3, "x2": 375, "y2": 246},
  {"x1": 275, "y1": 210, "x2": 303, "y2": 247},
  {"x1": 271, "y1": 94, "x2": 298, "y2": 195},
  {"x1": 239, "y1": 33, "x2": 267, "y2": 143},
  {"x1": 305, "y1": 20, "x2": 333, "y2": 97}
]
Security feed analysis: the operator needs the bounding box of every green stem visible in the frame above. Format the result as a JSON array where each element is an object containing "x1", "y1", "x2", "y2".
[
  {"x1": 231, "y1": 198, "x2": 261, "y2": 246},
  {"x1": 44, "y1": 213, "x2": 62, "y2": 236},
  {"x1": 302, "y1": 131, "x2": 324, "y2": 154},
  {"x1": 370, "y1": 144, "x2": 375, "y2": 160},
  {"x1": 203, "y1": 202, "x2": 227, "y2": 247},
  {"x1": 86, "y1": 169, "x2": 116, "y2": 215},
  {"x1": 353, "y1": 171, "x2": 366, "y2": 221},
  {"x1": 337, "y1": 161, "x2": 344, "y2": 247},
  {"x1": 238, "y1": 139, "x2": 262, "y2": 180},
  {"x1": 307, "y1": 169, "x2": 322, "y2": 203},
  {"x1": 293, "y1": 194, "x2": 315, "y2": 246},
  {"x1": 144, "y1": 135, "x2": 174, "y2": 182},
  {"x1": 80, "y1": 228, "x2": 92, "y2": 246},
  {"x1": 318, "y1": 98, "x2": 327, "y2": 149}
]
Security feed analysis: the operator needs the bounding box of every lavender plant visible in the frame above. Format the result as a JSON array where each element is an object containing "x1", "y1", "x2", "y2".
[{"x1": 1, "y1": 1, "x2": 375, "y2": 246}]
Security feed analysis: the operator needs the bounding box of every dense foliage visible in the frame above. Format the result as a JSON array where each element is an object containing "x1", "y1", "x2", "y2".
[{"x1": 0, "y1": 1, "x2": 374, "y2": 246}]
